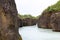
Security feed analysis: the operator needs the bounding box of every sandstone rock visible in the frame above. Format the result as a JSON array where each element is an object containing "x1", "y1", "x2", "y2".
[{"x1": 0, "y1": 0, "x2": 22, "y2": 40}]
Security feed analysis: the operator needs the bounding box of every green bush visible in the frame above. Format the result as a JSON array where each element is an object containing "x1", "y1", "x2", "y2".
[
  {"x1": 45, "y1": 0, "x2": 60, "y2": 12},
  {"x1": 18, "y1": 14, "x2": 37, "y2": 19}
]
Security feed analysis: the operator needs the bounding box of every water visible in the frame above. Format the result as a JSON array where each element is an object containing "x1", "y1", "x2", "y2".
[{"x1": 19, "y1": 25, "x2": 60, "y2": 40}]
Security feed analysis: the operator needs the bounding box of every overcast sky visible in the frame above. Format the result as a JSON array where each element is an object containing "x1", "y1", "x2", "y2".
[{"x1": 15, "y1": 0, "x2": 59, "y2": 16}]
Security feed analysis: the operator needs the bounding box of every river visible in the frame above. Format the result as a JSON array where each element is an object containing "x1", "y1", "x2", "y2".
[{"x1": 19, "y1": 25, "x2": 60, "y2": 40}]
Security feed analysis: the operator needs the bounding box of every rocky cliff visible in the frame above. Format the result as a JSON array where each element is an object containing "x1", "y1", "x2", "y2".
[
  {"x1": 18, "y1": 14, "x2": 37, "y2": 27},
  {"x1": 37, "y1": 11, "x2": 52, "y2": 29},
  {"x1": 50, "y1": 12, "x2": 60, "y2": 32},
  {"x1": 21, "y1": 18, "x2": 37, "y2": 26},
  {"x1": 37, "y1": 0, "x2": 60, "y2": 32},
  {"x1": 0, "y1": 0, "x2": 22, "y2": 40},
  {"x1": 18, "y1": 17, "x2": 23, "y2": 27}
]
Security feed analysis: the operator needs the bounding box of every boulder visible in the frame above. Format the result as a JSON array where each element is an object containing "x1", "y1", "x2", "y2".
[{"x1": 0, "y1": 0, "x2": 22, "y2": 40}]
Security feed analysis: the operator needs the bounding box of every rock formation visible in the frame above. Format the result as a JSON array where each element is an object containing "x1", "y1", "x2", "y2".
[
  {"x1": 37, "y1": 11, "x2": 52, "y2": 29},
  {"x1": 50, "y1": 12, "x2": 60, "y2": 32},
  {"x1": 22, "y1": 18, "x2": 32, "y2": 26},
  {"x1": 37, "y1": 0, "x2": 60, "y2": 32},
  {"x1": 18, "y1": 17, "x2": 23, "y2": 27},
  {"x1": 32, "y1": 19, "x2": 37, "y2": 25},
  {"x1": 37, "y1": 11, "x2": 60, "y2": 31},
  {"x1": 0, "y1": 0, "x2": 22, "y2": 40},
  {"x1": 22, "y1": 18, "x2": 37, "y2": 26},
  {"x1": 18, "y1": 14, "x2": 37, "y2": 27}
]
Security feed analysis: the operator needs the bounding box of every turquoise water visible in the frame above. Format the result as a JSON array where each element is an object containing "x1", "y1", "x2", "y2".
[{"x1": 19, "y1": 25, "x2": 60, "y2": 40}]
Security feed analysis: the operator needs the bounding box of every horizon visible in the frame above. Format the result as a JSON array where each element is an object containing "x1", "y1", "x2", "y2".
[{"x1": 15, "y1": 0, "x2": 59, "y2": 17}]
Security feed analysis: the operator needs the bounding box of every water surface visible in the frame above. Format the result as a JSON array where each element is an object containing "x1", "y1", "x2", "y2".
[{"x1": 19, "y1": 25, "x2": 60, "y2": 40}]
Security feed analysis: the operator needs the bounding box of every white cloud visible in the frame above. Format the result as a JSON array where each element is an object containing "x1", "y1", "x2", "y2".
[{"x1": 15, "y1": 0, "x2": 59, "y2": 16}]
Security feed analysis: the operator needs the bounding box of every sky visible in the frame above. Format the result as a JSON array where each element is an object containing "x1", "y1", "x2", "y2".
[{"x1": 15, "y1": 0, "x2": 59, "y2": 17}]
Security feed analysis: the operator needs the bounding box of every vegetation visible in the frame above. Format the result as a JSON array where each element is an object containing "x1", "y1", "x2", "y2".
[
  {"x1": 18, "y1": 14, "x2": 37, "y2": 19},
  {"x1": 45, "y1": 0, "x2": 60, "y2": 12},
  {"x1": 18, "y1": 36, "x2": 22, "y2": 40},
  {"x1": 18, "y1": 0, "x2": 60, "y2": 19}
]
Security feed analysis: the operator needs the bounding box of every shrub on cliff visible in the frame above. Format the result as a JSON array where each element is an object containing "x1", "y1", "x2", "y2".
[
  {"x1": 37, "y1": 0, "x2": 60, "y2": 31},
  {"x1": 18, "y1": 14, "x2": 36, "y2": 19},
  {"x1": 37, "y1": 0, "x2": 60, "y2": 28},
  {"x1": 18, "y1": 14, "x2": 37, "y2": 26},
  {"x1": 45, "y1": 0, "x2": 60, "y2": 12}
]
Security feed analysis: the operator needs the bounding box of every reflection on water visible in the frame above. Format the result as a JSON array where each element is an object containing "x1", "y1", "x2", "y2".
[{"x1": 19, "y1": 25, "x2": 60, "y2": 40}]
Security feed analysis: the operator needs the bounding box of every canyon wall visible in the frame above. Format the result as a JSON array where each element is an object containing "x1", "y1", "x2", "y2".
[
  {"x1": 0, "y1": 0, "x2": 22, "y2": 40},
  {"x1": 37, "y1": 1, "x2": 60, "y2": 32}
]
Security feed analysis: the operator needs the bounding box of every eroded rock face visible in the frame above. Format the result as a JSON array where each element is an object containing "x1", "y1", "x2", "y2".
[
  {"x1": 38, "y1": 11, "x2": 52, "y2": 29},
  {"x1": 22, "y1": 18, "x2": 32, "y2": 26},
  {"x1": 32, "y1": 19, "x2": 37, "y2": 25},
  {"x1": 38, "y1": 11, "x2": 60, "y2": 32},
  {"x1": 18, "y1": 17, "x2": 23, "y2": 27},
  {"x1": 50, "y1": 12, "x2": 60, "y2": 32},
  {"x1": 0, "y1": 0, "x2": 22, "y2": 40},
  {"x1": 22, "y1": 18, "x2": 37, "y2": 26}
]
